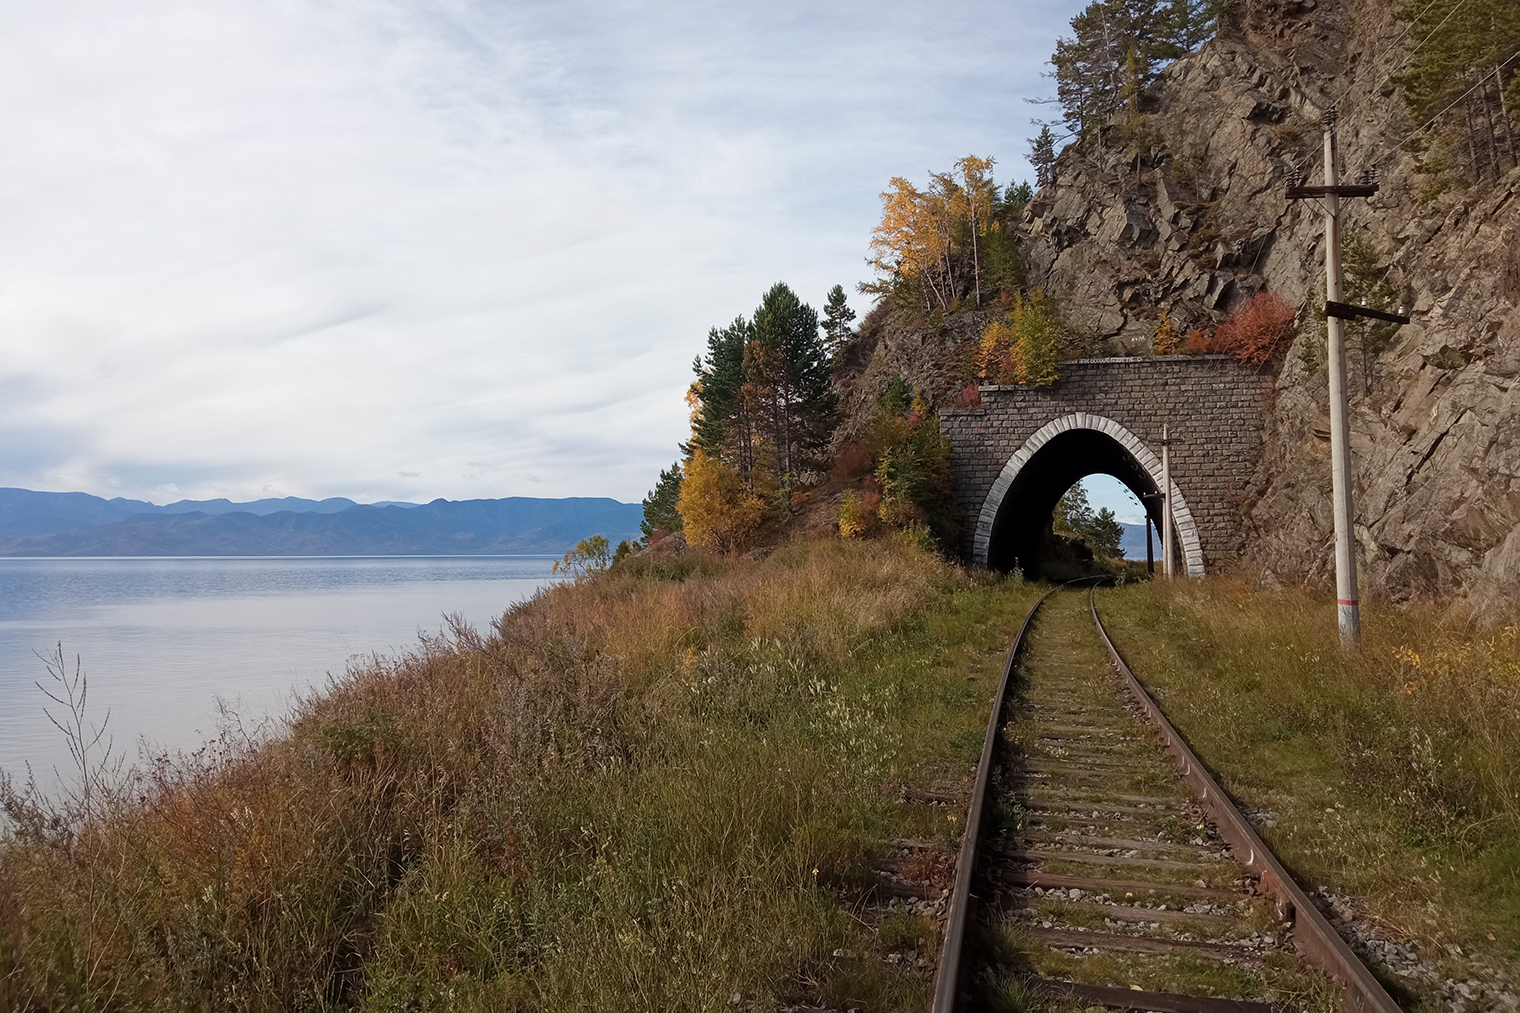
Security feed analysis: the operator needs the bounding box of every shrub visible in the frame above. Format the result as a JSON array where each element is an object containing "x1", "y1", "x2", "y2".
[
  {"x1": 676, "y1": 451, "x2": 766, "y2": 553},
  {"x1": 978, "y1": 290, "x2": 1062, "y2": 385},
  {"x1": 1211, "y1": 291, "x2": 1296, "y2": 365},
  {"x1": 838, "y1": 491, "x2": 873, "y2": 538},
  {"x1": 555, "y1": 535, "x2": 611, "y2": 578},
  {"x1": 832, "y1": 441, "x2": 871, "y2": 480},
  {"x1": 1152, "y1": 311, "x2": 1181, "y2": 354}
]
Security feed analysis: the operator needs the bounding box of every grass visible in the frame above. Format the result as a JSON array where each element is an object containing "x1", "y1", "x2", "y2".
[
  {"x1": 0, "y1": 537, "x2": 1041, "y2": 1011},
  {"x1": 1096, "y1": 577, "x2": 1520, "y2": 1009}
]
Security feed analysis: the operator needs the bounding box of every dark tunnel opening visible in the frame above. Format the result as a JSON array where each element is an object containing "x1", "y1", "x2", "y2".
[{"x1": 986, "y1": 428, "x2": 1169, "y2": 579}]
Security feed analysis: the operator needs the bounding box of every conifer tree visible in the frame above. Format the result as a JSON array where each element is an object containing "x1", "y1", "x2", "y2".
[
  {"x1": 1029, "y1": 126, "x2": 1059, "y2": 188},
  {"x1": 1049, "y1": 0, "x2": 1223, "y2": 142},
  {"x1": 982, "y1": 181, "x2": 1031, "y2": 296},
  {"x1": 689, "y1": 317, "x2": 757, "y2": 484},
  {"x1": 749, "y1": 282, "x2": 837, "y2": 491},
  {"x1": 1393, "y1": 0, "x2": 1519, "y2": 184},
  {"x1": 821, "y1": 285, "x2": 856, "y2": 357},
  {"x1": 639, "y1": 462, "x2": 684, "y2": 542}
]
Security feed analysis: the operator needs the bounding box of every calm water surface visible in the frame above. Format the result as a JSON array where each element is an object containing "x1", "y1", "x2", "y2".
[{"x1": 0, "y1": 556, "x2": 557, "y2": 788}]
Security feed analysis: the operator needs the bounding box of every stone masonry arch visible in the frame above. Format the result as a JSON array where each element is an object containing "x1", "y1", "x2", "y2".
[
  {"x1": 938, "y1": 356, "x2": 1271, "y2": 575},
  {"x1": 972, "y1": 413, "x2": 1205, "y2": 576}
]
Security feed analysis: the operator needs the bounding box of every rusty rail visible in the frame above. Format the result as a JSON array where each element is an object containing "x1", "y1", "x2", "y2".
[
  {"x1": 930, "y1": 582, "x2": 1066, "y2": 1013},
  {"x1": 1087, "y1": 584, "x2": 1403, "y2": 1013}
]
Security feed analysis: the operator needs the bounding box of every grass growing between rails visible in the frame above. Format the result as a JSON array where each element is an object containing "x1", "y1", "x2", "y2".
[
  {"x1": 1096, "y1": 578, "x2": 1520, "y2": 1012},
  {"x1": 0, "y1": 539, "x2": 1041, "y2": 1012}
]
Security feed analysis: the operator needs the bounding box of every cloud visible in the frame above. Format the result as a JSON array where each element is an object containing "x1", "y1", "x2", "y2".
[{"x1": 0, "y1": 0, "x2": 1074, "y2": 504}]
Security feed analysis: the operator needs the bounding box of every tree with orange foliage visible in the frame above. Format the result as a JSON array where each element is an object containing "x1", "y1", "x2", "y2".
[
  {"x1": 676, "y1": 450, "x2": 765, "y2": 553},
  {"x1": 868, "y1": 156, "x2": 1006, "y2": 311},
  {"x1": 1211, "y1": 292, "x2": 1297, "y2": 365}
]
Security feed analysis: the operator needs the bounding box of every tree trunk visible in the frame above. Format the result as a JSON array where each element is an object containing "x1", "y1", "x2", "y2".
[
  {"x1": 1497, "y1": 64, "x2": 1517, "y2": 170},
  {"x1": 1463, "y1": 80, "x2": 1481, "y2": 184},
  {"x1": 1478, "y1": 71, "x2": 1500, "y2": 180},
  {"x1": 969, "y1": 197, "x2": 982, "y2": 307}
]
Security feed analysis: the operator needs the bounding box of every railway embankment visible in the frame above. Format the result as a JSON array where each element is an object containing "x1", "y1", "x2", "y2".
[{"x1": 2, "y1": 542, "x2": 1515, "y2": 1011}]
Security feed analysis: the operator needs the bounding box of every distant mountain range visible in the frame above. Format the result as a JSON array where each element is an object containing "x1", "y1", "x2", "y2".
[
  {"x1": 1119, "y1": 521, "x2": 1150, "y2": 560},
  {"x1": 0, "y1": 488, "x2": 642, "y2": 556}
]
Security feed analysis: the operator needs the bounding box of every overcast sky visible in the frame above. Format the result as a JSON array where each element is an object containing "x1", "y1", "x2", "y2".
[{"x1": 1, "y1": 0, "x2": 1089, "y2": 508}]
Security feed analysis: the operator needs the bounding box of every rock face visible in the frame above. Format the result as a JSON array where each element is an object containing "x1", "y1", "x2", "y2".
[{"x1": 1016, "y1": 0, "x2": 1520, "y2": 604}]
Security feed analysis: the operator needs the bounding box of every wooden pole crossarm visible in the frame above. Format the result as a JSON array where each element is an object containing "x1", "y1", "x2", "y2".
[
  {"x1": 1286, "y1": 184, "x2": 1379, "y2": 198},
  {"x1": 1325, "y1": 300, "x2": 1410, "y2": 325}
]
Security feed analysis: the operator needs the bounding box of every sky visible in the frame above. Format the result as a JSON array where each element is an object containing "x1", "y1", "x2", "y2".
[{"x1": 0, "y1": 0, "x2": 1115, "y2": 512}]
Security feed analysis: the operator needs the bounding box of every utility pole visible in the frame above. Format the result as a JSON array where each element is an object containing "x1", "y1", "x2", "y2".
[
  {"x1": 1146, "y1": 513, "x2": 1155, "y2": 575},
  {"x1": 1160, "y1": 424, "x2": 1174, "y2": 580},
  {"x1": 1287, "y1": 107, "x2": 1409, "y2": 646}
]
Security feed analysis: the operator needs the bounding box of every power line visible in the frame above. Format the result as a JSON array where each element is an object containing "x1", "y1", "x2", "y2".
[
  {"x1": 1331, "y1": 0, "x2": 1474, "y2": 114},
  {"x1": 1368, "y1": 47, "x2": 1520, "y2": 167},
  {"x1": 1327, "y1": 0, "x2": 1447, "y2": 109}
]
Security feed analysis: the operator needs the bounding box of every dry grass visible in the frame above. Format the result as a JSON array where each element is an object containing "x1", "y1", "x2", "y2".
[
  {"x1": 0, "y1": 538, "x2": 1038, "y2": 1011},
  {"x1": 1096, "y1": 577, "x2": 1520, "y2": 1009}
]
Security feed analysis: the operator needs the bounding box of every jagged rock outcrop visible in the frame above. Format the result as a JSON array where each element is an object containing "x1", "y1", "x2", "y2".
[{"x1": 1017, "y1": 0, "x2": 1520, "y2": 604}]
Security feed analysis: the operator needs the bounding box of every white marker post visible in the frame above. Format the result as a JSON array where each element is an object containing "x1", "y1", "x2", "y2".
[
  {"x1": 1160, "y1": 423, "x2": 1174, "y2": 580},
  {"x1": 1321, "y1": 112, "x2": 1361, "y2": 645},
  {"x1": 1285, "y1": 108, "x2": 1409, "y2": 643}
]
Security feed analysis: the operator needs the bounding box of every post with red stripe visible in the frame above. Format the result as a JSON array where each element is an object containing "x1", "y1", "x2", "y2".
[
  {"x1": 1323, "y1": 108, "x2": 1360, "y2": 644},
  {"x1": 1287, "y1": 109, "x2": 1413, "y2": 644},
  {"x1": 1288, "y1": 108, "x2": 1373, "y2": 645}
]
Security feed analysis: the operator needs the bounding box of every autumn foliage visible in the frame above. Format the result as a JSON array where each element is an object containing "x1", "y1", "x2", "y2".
[
  {"x1": 1211, "y1": 292, "x2": 1297, "y2": 365},
  {"x1": 840, "y1": 379, "x2": 956, "y2": 545},
  {"x1": 867, "y1": 157, "x2": 1028, "y2": 311},
  {"x1": 977, "y1": 289, "x2": 1062, "y2": 386},
  {"x1": 676, "y1": 450, "x2": 765, "y2": 553}
]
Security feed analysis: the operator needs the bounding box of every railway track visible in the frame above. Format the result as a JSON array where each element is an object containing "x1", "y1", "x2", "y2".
[{"x1": 928, "y1": 582, "x2": 1404, "y2": 1013}]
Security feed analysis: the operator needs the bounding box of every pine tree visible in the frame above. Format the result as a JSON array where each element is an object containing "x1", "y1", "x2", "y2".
[
  {"x1": 749, "y1": 282, "x2": 837, "y2": 491},
  {"x1": 1155, "y1": 0, "x2": 1226, "y2": 58},
  {"x1": 689, "y1": 317, "x2": 757, "y2": 484},
  {"x1": 1394, "y1": 0, "x2": 1520, "y2": 184},
  {"x1": 821, "y1": 285, "x2": 856, "y2": 357},
  {"x1": 1049, "y1": 0, "x2": 1222, "y2": 143},
  {"x1": 639, "y1": 462, "x2": 684, "y2": 542},
  {"x1": 1029, "y1": 126, "x2": 1059, "y2": 188},
  {"x1": 1085, "y1": 508, "x2": 1126, "y2": 559}
]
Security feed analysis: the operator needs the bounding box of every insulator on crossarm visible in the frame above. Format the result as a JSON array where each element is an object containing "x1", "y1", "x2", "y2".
[
  {"x1": 1358, "y1": 166, "x2": 1379, "y2": 186},
  {"x1": 1287, "y1": 167, "x2": 1306, "y2": 188}
]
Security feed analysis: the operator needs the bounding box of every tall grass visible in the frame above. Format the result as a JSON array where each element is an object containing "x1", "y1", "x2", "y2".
[
  {"x1": 0, "y1": 539, "x2": 1032, "y2": 1011},
  {"x1": 1098, "y1": 578, "x2": 1520, "y2": 994}
]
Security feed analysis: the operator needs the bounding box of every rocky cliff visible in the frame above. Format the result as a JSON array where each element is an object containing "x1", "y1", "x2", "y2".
[{"x1": 1015, "y1": 0, "x2": 1520, "y2": 604}]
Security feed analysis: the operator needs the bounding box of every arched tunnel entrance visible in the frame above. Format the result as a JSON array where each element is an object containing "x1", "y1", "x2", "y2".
[{"x1": 972, "y1": 414, "x2": 1205, "y2": 579}]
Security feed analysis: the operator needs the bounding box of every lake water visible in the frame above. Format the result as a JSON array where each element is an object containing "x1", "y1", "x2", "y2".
[{"x1": 0, "y1": 556, "x2": 557, "y2": 790}]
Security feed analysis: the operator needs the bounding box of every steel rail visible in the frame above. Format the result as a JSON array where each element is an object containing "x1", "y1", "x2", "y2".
[
  {"x1": 930, "y1": 581, "x2": 1071, "y2": 1013},
  {"x1": 1087, "y1": 584, "x2": 1404, "y2": 1013}
]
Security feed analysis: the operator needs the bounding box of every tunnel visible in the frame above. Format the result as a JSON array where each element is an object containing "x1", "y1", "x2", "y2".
[{"x1": 974, "y1": 415, "x2": 1205, "y2": 579}]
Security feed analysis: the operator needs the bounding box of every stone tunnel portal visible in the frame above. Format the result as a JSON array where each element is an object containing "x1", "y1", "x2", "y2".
[
  {"x1": 940, "y1": 358, "x2": 1266, "y2": 577},
  {"x1": 976, "y1": 415, "x2": 1206, "y2": 579}
]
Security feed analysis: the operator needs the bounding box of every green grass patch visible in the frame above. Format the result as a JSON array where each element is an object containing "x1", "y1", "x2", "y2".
[
  {"x1": 1096, "y1": 578, "x2": 1520, "y2": 1005},
  {"x1": 0, "y1": 538, "x2": 1041, "y2": 1011}
]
